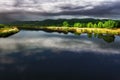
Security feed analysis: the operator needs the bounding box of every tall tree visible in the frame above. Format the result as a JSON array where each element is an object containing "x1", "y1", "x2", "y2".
[
  {"x1": 87, "y1": 22, "x2": 93, "y2": 28},
  {"x1": 93, "y1": 24, "x2": 97, "y2": 28},
  {"x1": 98, "y1": 22, "x2": 103, "y2": 28},
  {"x1": 63, "y1": 21, "x2": 69, "y2": 27},
  {"x1": 103, "y1": 20, "x2": 116, "y2": 28}
]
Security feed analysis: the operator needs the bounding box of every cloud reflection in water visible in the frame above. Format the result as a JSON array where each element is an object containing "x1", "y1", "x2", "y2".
[
  {"x1": 0, "y1": 30, "x2": 120, "y2": 55},
  {"x1": 0, "y1": 31, "x2": 120, "y2": 80}
]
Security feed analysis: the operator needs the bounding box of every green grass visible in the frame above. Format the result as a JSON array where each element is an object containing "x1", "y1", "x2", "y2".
[
  {"x1": 0, "y1": 27, "x2": 19, "y2": 37},
  {"x1": 38, "y1": 27, "x2": 120, "y2": 35}
]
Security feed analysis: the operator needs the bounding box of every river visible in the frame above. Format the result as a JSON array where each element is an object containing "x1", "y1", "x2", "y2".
[{"x1": 0, "y1": 30, "x2": 120, "y2": 80}]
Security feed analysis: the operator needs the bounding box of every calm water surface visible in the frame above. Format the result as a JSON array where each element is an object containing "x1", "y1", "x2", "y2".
[{"x1": 0, "y1": 30, "x2": 120, "y2": 80}]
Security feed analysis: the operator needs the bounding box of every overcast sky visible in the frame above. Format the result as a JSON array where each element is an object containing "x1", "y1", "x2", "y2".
[{"x1": 0, "y1": 0, "x2": 120, "y2": 22}]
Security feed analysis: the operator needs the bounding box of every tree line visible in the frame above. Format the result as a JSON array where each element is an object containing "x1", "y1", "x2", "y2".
[
  {"x1": 63, "y1": 20, "x2": 118, "y2": 28},
  {"x1": 4, "y1": 18, "x2": 120, "y2": 28}
]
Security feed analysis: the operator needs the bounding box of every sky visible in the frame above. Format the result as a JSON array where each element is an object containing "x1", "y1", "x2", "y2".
[{"x1": 0, "y1": 0, "x2": 120, "y2": 22}]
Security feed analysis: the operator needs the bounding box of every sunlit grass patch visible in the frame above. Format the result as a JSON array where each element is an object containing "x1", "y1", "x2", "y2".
[
  {"x1": 0, "y1": 27, "x2": 19, "y2": 37},
  {"x1": 39, "y1": 27, "x2": 120, "y2": 35}
]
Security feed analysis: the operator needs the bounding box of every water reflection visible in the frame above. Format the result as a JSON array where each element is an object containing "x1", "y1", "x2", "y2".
[
  {"x1": 0, "y1": 50, "x2": 120, "y2": 80},
  {"x1": 0, "y1": 30, "x2": 120, "y2": 80},
  {"x1": 0, "y1": 31, "x2": 120, "y2": 54},
  {"x1": 74, "y1": 33, "x2": 115, "y2": 43},
  {"x1": 42, "y1": 30, "x2": 117, "y2": 43},
  {"x1": 94, "y1": 33, "x2": 115, "y2": 43}
]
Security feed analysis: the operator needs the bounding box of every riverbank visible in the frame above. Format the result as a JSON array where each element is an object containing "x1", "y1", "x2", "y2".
[
  {"x1": 0, "y1": 27, "x2": 19, "y2": 37},
  {"x1": 26, "y1": 27, "x2": 120, "y2": 35},
  {"x1": 2, "y1": 26, "x2": 120, "y2": 36}
]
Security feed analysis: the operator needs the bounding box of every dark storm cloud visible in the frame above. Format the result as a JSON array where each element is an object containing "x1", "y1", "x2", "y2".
[
  {"x1": 39, "y1": 1, "x2": 120, "y2": 16},
  {"x1": 0, "y1": 12, "x2": 25, "y2": 23},
  {"x1": 0, "y1": 0, "x2": 120, "y2": 22}
]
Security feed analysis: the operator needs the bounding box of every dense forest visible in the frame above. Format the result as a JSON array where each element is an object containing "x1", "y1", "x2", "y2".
[{"x1": 1, "y1": 18, "x2": 120, "y2": 28}]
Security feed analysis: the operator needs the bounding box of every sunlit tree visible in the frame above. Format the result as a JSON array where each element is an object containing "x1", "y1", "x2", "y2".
[
  {"x1": 63, "y1": 21, "x2": 69, "y2": 27},
  {"x1": 74, "y1": 23, "x2": 82, "y2": 27},
  {"x1": 103, "y1": 20, "x2": 116, "y2": 28},
  {"x1": 98, "y1": 22, "x2": 103, "y2": 28},
  {"x1": 93, "y1": 24, "x2": 97, "y2": 28},
  {"x1": 87, "y1": 22, "x2": 93, "y2": 28}
]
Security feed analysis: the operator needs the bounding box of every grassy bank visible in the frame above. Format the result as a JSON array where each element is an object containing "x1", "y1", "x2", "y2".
[
  {"x1": 0, "y1": 27, "x2": 19, "y2": 37},
  {"x1": 29, "y1": 27, "x2": 120, "y2": 35}
]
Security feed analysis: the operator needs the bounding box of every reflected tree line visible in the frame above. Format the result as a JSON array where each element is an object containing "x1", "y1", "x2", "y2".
[
  {"x1": 75, "y1": 33, "x2": 115, "y2": 43},
  {"x1": 56, "y1": 31, "x2": 115, "y2": 43},
  {"x1": 43, "y1": 29, "x2": 115, "y2": 43},
  {"x1": 88, "y1": 33, "x2": 115, "y2": 43}
]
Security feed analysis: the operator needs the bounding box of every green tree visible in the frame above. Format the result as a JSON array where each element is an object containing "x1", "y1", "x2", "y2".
[
  {"x1": 103, "y1": 21, "x2": 108, "y2": 28},
  {"x1": 74, "y1": 23, "x2": 82, "y2": 27},
  {"x1": 93, "y1": 24, "x2": 97, "y2": 28},
  {"x1": 98, "y1": 22, "x2": 103, "y2": 28},
  {"x1": 103, "y1": 20, "x2": 116, "y2": 28},
  {"x1": 63, "y1": 21, "x2": 69, "y2": 27},
  {"x1": 114, "y1": 22, "x2": 118, "y2": 28},
  {"x1": 87, "y1": 22, "x2": 93, "y2": 28},
  {"x1": 81, "y1": 23, "x2": 86, "y2": 28}
]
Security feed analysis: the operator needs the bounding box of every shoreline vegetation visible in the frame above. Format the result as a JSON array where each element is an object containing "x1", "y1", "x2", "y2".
[
  {"x1": 0, "y1": 27, "x2": 19, "y2": 37},
  {"x1": 1, "y1": 18, "x2": 120, "y2": 37},
  {"x1": 38, "y1": 27, "x2": 120, "y2": 35},
  {"x1": 17, "y1": 26, "x2": 119, "y2": 43},
  {"x1": 16, "y1": 26, "x2": 120, "y2": 35}
]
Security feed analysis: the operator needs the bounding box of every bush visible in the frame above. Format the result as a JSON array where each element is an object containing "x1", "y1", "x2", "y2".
[
  {"x1": 63, "y1": 21, "x2": 69, "y2": 27},
  {"x1": 87, "y1": 22, "x2": 93, "y2": 28},
  {"x1": 74, "y1": 23, "x2": 82, "y2": 27}
]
